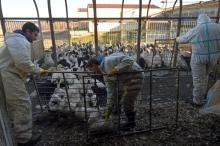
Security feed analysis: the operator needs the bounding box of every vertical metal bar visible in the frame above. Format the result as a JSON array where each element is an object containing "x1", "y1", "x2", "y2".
[
  {"x1": 33, "y1": 0, "x2": 44, "y2": 41},
  {"x1": 92, "y1": 0, "x2": 98, "y2": 56},
  {"x1": 120, "y1": 0, "x2": 124, "y2": 43},
  {"x1": 173, "y1": 0, "x2": 182, "y2": 67},
  {"x1": 116, "y1": 74, "x2": 121, "y2": 135},
  {"x1": 137, "y1": 0, "x2": 142, "y2": 62},
  {"x1": 62, "y1": 72, "x2": 72, "y2": 111},
  {"x1": 82, "y1": 76, "x2": 89, "y2": 140},
  {"x1": 175, "y1": 69, "x2": 180, "y2": 128},
  {"x1": 47, "y1": 0, "x2": 57, "y2": 66},
  {"x1": 64, "y1": 0, "x2": 71, "y2": 48},
  {"x1": 32, "y1": 76, "x2": 43, "y2": 112},
  {"x1": 216, "y1": 0, "x2": 220, "y2": 23},
  {"x1": 149, "y1": 70, "x2": 152, "y2": 131},
  {"x1": 0, "y1": 0, "x2": 6, "y2": 37}
]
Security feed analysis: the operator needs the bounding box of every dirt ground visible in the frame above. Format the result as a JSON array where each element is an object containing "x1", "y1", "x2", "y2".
[{"x1": 31, "y1": 71, "x2": 220, "y2": 146}]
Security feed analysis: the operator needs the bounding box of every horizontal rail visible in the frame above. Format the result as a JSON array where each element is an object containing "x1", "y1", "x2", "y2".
[{"x1": 0, "y1": 16, "x2": 219, "y2": 21}]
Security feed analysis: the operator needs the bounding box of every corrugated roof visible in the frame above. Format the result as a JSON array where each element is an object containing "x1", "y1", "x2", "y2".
[{"x1": 87, "y1": 4, "x2": 160, "y2": 9}]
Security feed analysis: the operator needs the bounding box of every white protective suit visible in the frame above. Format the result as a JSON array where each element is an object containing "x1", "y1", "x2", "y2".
[
  {"x1": 176, "y1": 14, "x2": 220, "y2": 104},
  {"x1": 99, "y1": 52, "x2": 144, "y2": 114},
  {"x1": 0, "y1": 32, "x2": 40, "y2": 143}
]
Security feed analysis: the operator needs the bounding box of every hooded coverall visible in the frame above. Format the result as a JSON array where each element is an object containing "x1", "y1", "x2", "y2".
[
  {"x1": 99, "y1": 52, "x2": 144, "y2": 115},
  {"x1": 0, "y1": 32, "x2": 40, "y2": 143},
  {"x1": 176, "y1": 14, "x2": 220, "y2": 104}
]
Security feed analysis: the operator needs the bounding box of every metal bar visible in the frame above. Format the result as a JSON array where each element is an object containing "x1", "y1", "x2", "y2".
[
  {"x1": 2, "y1": 17, "x2": 220, "y2": 21},
  {"x1": 92, "y1": 0, "x2": 98, "y2": 56},
  {"x1": 64, "y1": 0, "x2": 71, "y2": 48},
  {"x1": 216, "y1": 0, "x2": 220, "y2": 23},
  {"x1": 175, "y1": 69, "x2": 180, "y2": 128},
  {"x1": 32, "y1": 76, "x2": 43, "y2": 112},
  {"x1": 47, "y1": 0, "x2": 57, "y2": 66},
  {"x1": 146, "y1": 0, "x2": 151, "y2": 18},
  {"x1": 33, "y1": 0, "x2": 44, "y2": 40},
  {"x1": 149, "y1": 70, "x2": 152, "y2": 131},
  {"x1": 120, "y1": 0, "x2": 124, "y2": 43},
  {"x1": 116, "y1": 74, "x2": 121, "y2": 135},
  {"x1": 62, "y1": 72, "x2": 72, "y2": 111},
  {"x1": 137, "y1": 0, "x2": 142, "y2": 62},
  {"x1": 0, "y1": 0, "x2": 6, "y2": 36},
  {"x1": 82, "y1": 76, "x2": 89, "y2": 140},
  {"x1": 172, "y1": 0, "x2": 178, "y2": 14},
  {"x1": 173, "y1": 0, "x2": 182, "y2": 67},
  {"x1": 33, "y1": 0, "x2": 45, "y2": 57}
]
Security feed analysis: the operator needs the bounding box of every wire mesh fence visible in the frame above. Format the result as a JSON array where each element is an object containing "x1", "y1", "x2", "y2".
[{"x1": 26, "y1": 68, "x2": 194, "y2": 142}]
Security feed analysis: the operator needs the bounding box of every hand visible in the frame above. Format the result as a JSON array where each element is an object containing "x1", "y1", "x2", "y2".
[
  {"x1": 102, "y1": 111, "x2": 111, "y2": 120},
  {"x1": 108, "y1": 68, "x2": 118, "y2": 77},
  {"x1": 39, "y1": 68, "x2": 48, "y2": 76}
]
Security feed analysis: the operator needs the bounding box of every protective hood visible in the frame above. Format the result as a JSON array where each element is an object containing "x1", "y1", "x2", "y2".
[
  {"x1": 197, "y1": 14, "x2": 211, "y2": 25},
  {"x1": 5, "y1": 32, "x2": 27, "y2": 42}
]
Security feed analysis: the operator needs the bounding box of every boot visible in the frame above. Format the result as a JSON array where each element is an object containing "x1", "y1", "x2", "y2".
[
  {"x1": 120, "y1": 111, "x2": 136, "y2": 131},
  {"x1": 17, "y1": 130, "x2": 41, "y2": 146}
]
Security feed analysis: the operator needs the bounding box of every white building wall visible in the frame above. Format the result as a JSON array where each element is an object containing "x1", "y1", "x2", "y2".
[{"x1": 88, "y1": 7, "x2": 161, "y2": 32}]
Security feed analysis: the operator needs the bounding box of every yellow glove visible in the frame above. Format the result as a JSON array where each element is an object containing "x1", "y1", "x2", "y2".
[
  {"x1": 102, "y1": 111, "x2": 111, "y2": 120},
  {"x1": 108, "y1": 68, "x2": 118, "y2": 77},
  {"x1": 39, "y1": 68, "x2": 48, "y2": 76}
]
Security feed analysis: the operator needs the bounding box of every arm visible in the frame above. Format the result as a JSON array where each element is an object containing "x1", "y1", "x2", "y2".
[
  {"x1": 176, "y1": 27, "x2": 198, "y2": 44},
  {"x1": 6, "y1": 37, "x2": 40, "y2": 74}
]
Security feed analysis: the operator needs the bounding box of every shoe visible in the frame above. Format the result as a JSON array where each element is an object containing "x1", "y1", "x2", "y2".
[
  {"x1": 120, "y1": 112, "x2": 136, "y2": 131},
  {"x1": 17, "y1": 131, "x2": 41, "y2": 146}
]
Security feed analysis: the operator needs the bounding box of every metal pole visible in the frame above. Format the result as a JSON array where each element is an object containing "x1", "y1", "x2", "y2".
[
  {"x1": 64, "y1": 0, "x2": 71, "y2": 48},
  {"x1": 120, "y1": 0, "x2": 124, "y2": 43},
  {"x1": 62, "y1": 72, "x2": 72, "y2": 111},
  {"x1": 173, "y1": 0, "x2": 182, "y2": 67},
  {"x1": 149, "y1": 70, "x2": 152, "y2": 131},
  {"x1": 137, "y1": 0, "x2": 142, "y2": 62},
  {"x1": 82, "y1": 76, "x2": 89, "y2": 140},
  {"x1": 175, "y1": 69, "x2": 180, "y2": 128},
  {"x1": 47, "y1": 0, "x2": 57, "y2": 66},
  {"x1": 92, "y1": 0, "x2": 98, "y2": 56},
  {"x1": 0, "y1": 0, "x2": 6, "y2": 37},
  {"x1": 216, "y1": 0, "x2": 220, "y2": 23},
  {"x1": 33, "y1": 0, "x2": 45, "y2": 58},
  {"x1": 33, "y1": 0, "x2": 43, "y2": 41},
  {"x1": 32, "y1": 76, "x2": 43, "y2": 112},
  {"x1": 116, "y1": 75, "x2": 121, "y2": 135},
  {"x1": 145, "y1": 0, "x2": 151, "y2": 45}
]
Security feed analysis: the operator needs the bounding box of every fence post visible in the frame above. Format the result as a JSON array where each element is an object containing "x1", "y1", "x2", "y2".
[
  {"x1": 92, "y1": 0, "x2": 98, "y2": 56},
  {"x1": 172, "y1": 0, "x2": 182, "y2": 67},
  {"x1": 175, "y1": 69, "x2": 180, "y2": 128},
  {"x1": 33, "y1": 0, "x2": 45, "y2": 54},
  {"x1": 82, "y1": 76, "x2": 89, "y2": 140},
  {"x1": 116, "y1": 74, "x2": 121, "y2": 135},
  {"x1": 120, "y1": 0, "x2": 124, "y2": 43},
  {"x1": 0, "y1": 0, "x2": 6, "y2": 37},
  {"x1": 137, "y1": 0, "x2": 142, "y2": 62},
  {"x1": 62, "y1": 72, "x2": 72, "y2": 111},
  {"x1": 64, "y1": 0, "x2": 71, "y2": 48},
  {"x1": 149, "y1": 70, "x2": 152, "y2": 131},
  {"x1": 47, "y1": 0, "x2": 57, "y2": 66}
]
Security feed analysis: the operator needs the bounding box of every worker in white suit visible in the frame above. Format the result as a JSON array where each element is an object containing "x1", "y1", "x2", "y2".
[
  {"x1": 0, "y1": 22, "x2": 47, "y2": 146},
  {"x1": 176, "y1": 14, "x2": 220, "y2": 105},
  {"x1": 86, "y1": 52, "x2": 144, "y2": 130}
]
